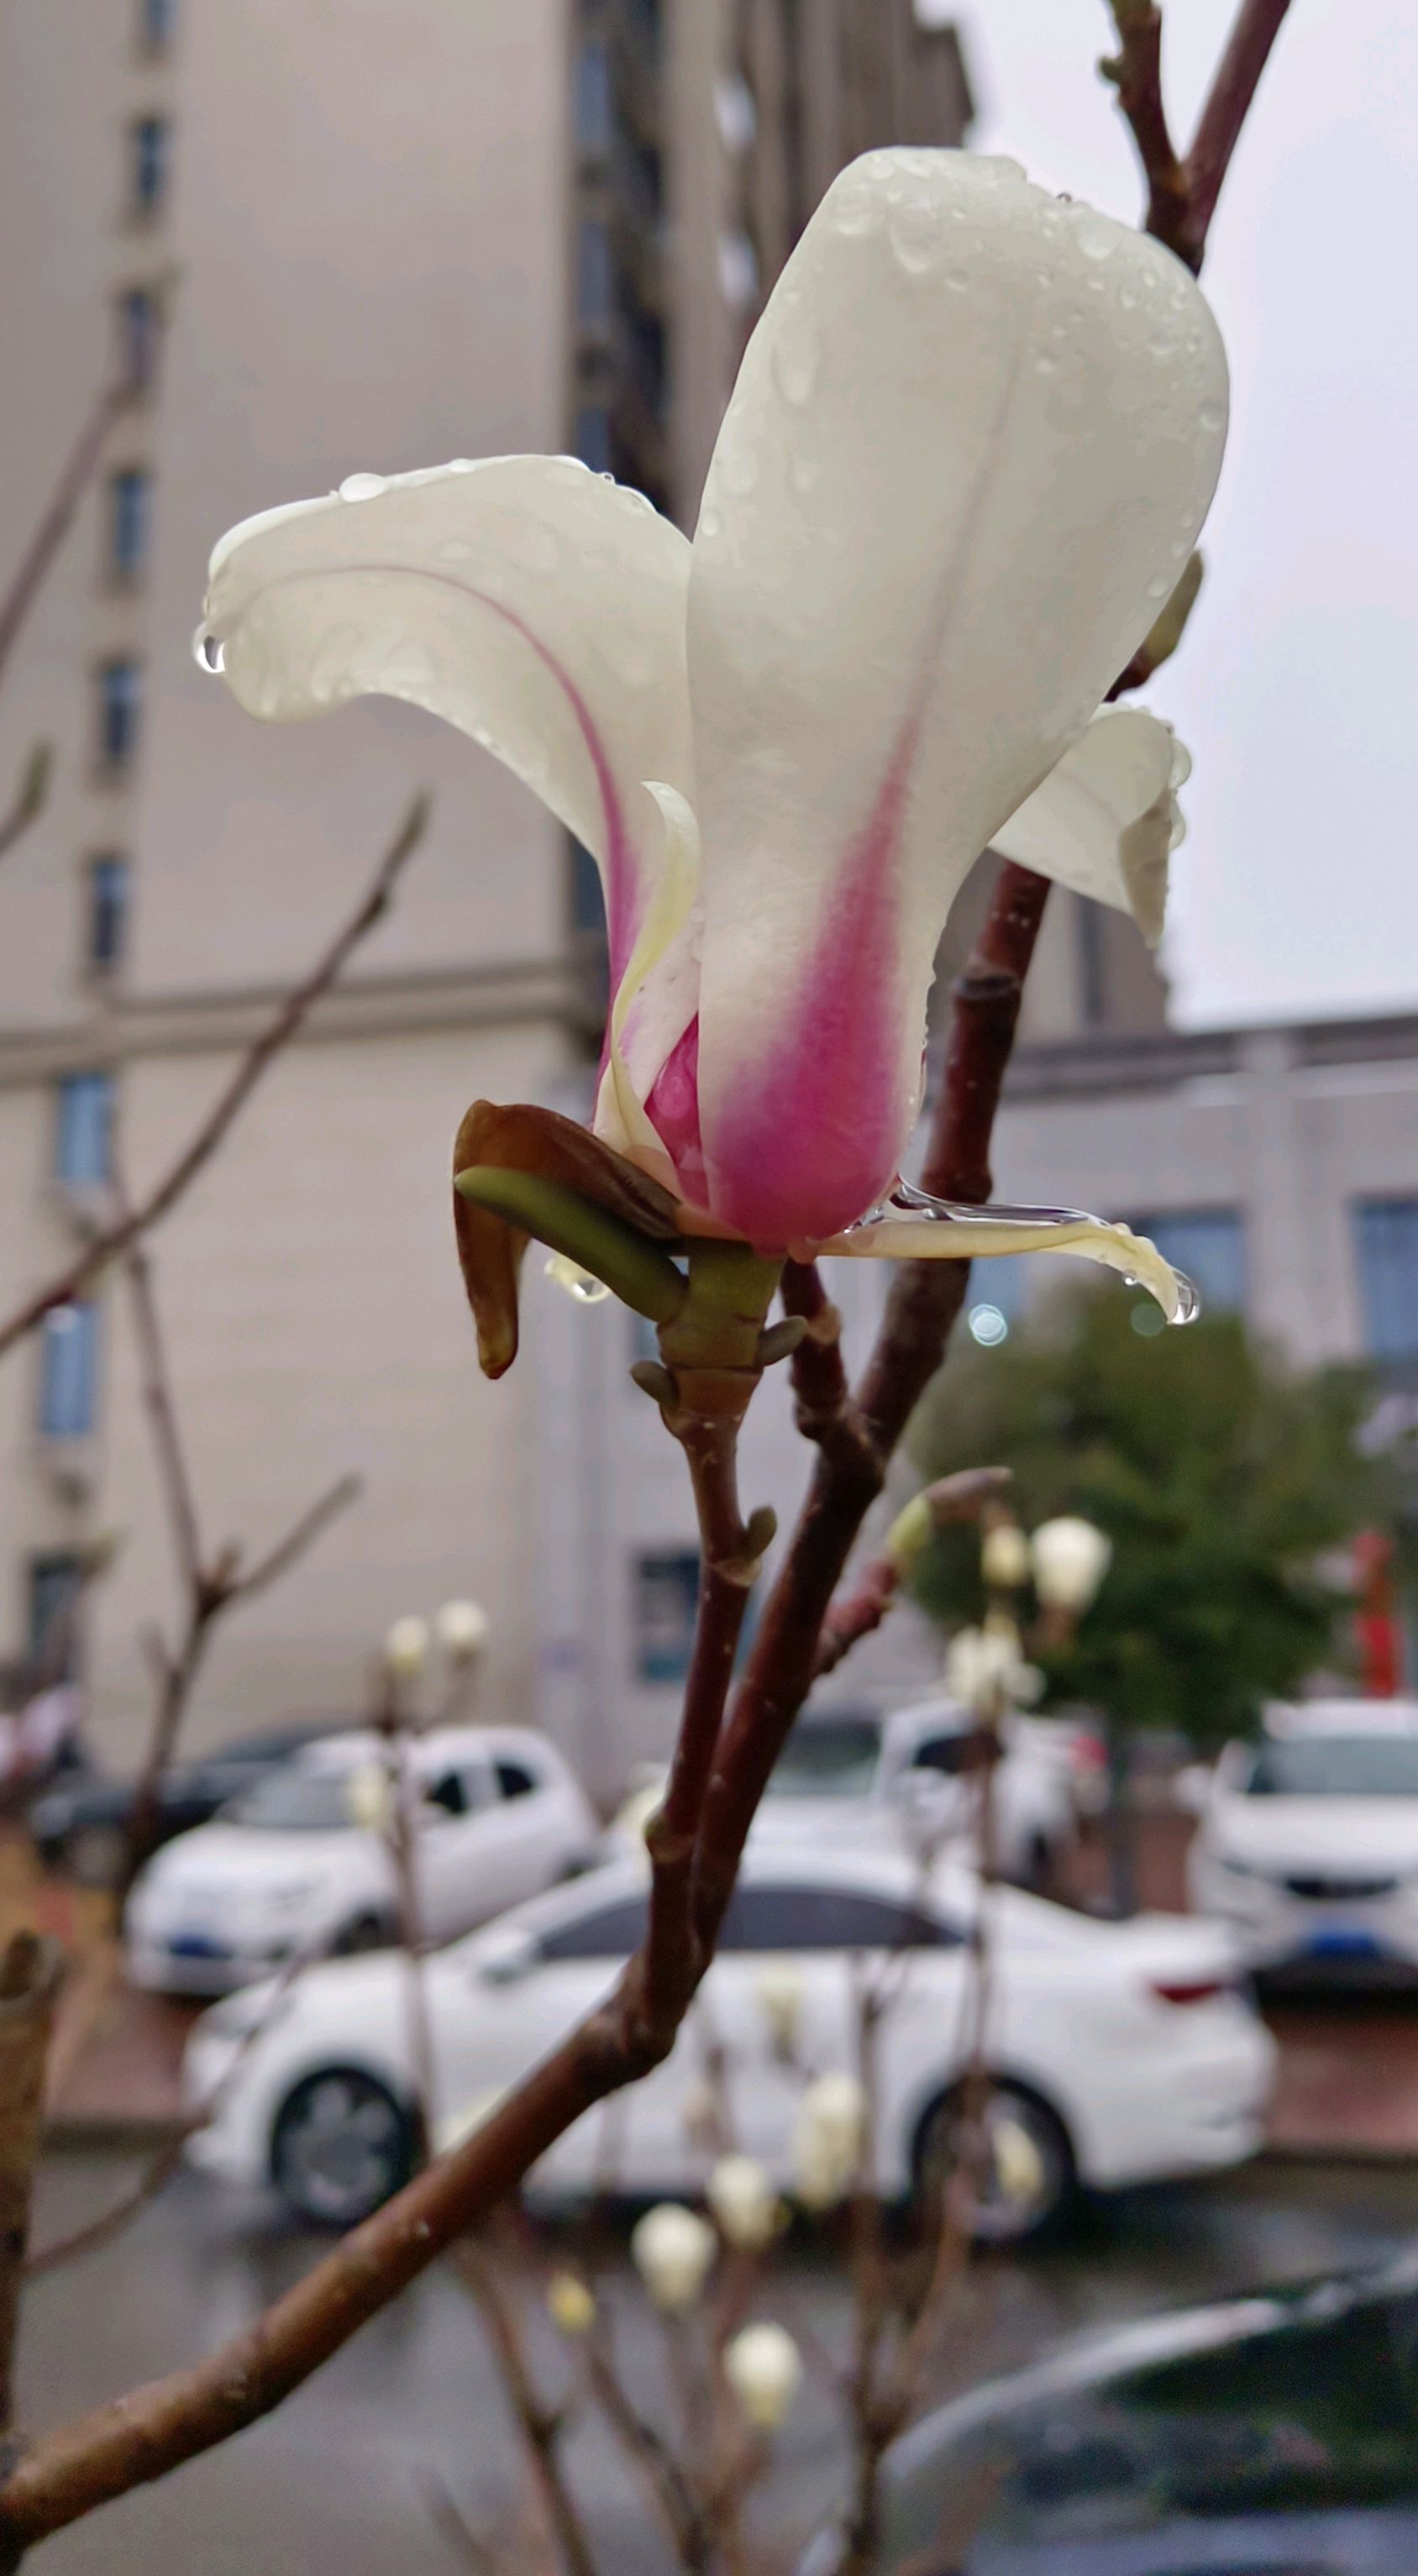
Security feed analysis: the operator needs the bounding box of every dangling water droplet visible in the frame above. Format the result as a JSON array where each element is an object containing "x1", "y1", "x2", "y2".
[
  {"x1": 192, "y1": 626, "x2": 224, "y2": 674},
  {"x1": 1074, "y1": 216, "x2": 1116, "y2": 262},
  {"x1": 1169, "y1": 1272, "x2": 1200, "y2": 1325},
  {"x1": 544, "y1": 1253, "x2": 611, "y2": 1306},
  {"x1": 339, "y1": 471, "x2": 388, "y2": 502}
]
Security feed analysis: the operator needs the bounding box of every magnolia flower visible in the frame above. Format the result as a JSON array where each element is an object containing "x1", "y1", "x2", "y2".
[
  {"x1": 724, "y1": 2322, "x2": 803, "y2": 2435},
  {"x1": 629, "y1": 2202, "x2": 717, "y2": 2313},
  {"x1": 980, "y1": 1519, "x2": 1031, "y2": 1592},
  {"x1": 707, "y1": 2153, "x2": 781, "y2": 2251},
  {"x1": 434, "y1": 1598, "x2": 490, "y2": 1660},
  {"x1": 383, "y1": 1613, "x2": 429, "y2": 1680},
  {"x1": 945, "y1": 1615, "x2": 1042, "y2": 1714},
  {"x1": 1030, "y1": 1514, "x2": 1114, "y2": 1614},
  {"x1": 793, "y1": 2070, "x2": 869, "y2": 2208},
  {"x1": 545, "y1": 2270, "x2": 596, "y2": 2337},
  {"x1": 755, "y1": 1961, "x2": 804, "y2": 2055},
  {"x1": 198, "y1": 150, "x2": 1226, "y2": 1314}
]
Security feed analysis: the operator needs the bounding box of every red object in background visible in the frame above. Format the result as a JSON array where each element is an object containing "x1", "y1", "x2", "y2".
[{"x1": 1353, "y1": 1529, "x2": 1404, "y2": 1697}]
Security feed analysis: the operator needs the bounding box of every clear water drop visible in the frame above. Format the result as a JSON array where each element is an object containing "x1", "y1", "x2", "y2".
[
  {"x1": 699, "y1": 505, "x2": 723, "y2": 542},
  {"x1": 1198, "y1": 397, "x2": 1226, "y2": 435},
  {"x1": 544, "y1": 1253, "x2": 611, "y2": 1306},
  {"x1": 832, "y1": 188, "x2": 879, "y2": 239},
  {"x1": 1075, "y1": 216, "x2": 1116, "y2": 262},
  {"x1": 192, "y1": 626, "x2": 224, "y2": 674},
  {"x1": 339, "y1": 471, "x2": 388, "y2": 502}
]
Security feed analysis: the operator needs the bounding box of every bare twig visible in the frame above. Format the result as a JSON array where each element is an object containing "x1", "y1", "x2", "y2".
[
  {"x1": 1104, "y1": 0, "x2": 1294, "y2": 271},
  {"x1": 814, "y1": 1469, "x2": 1011, "y2": 1679},
  {"x1": 0, "y1": 379, "x2": 127, "y2": 696},
  {"x1": 0, "y1": 794, "x2": 430, "y2": 1363},
  {"x1": 454, "y1": 2242, "x2": 598, "y2": 2576},
  {"x1": 0, "y1": 746, "x2": 52, "y2": 874},
  {"x1": 0, "y1": 1936, "x2": 64, "y2": 2431},
  {"x1": 230, "y1": 1474, "x2": 364, "y2": 1608}
]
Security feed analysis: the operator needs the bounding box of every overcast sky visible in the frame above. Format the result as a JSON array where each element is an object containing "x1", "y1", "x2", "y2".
[{"x1": 920, "y1": 0, "x2": 1417, "y2": 1028}]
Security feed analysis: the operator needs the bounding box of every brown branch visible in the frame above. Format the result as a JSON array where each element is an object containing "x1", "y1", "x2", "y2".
[
  {"x1": 0, "y1": 746, "x2": 52, "y2": 874},
  {"x1": 585, "y1": 2334, "x2": 711, "y2": 2576},
  {"x1": 123, "y1": 1227, "x2": 204, "y2": 1600},
  {"x1": 0, "y1": 1936, "x2": 64, "y2": 2432},
  {"x1": 228, "y1": 1473, "x2": 363, "y2": 1605},
  {"x1": 0, "y1": 793, "x2": 430, "y2": 1363},
  {"x1": 454, "y1": 2243, "x2": 598, "y2": 2576},
  {"x1": 814, "y1": 1469, "x2": 1011, "y2": 1680},
  {"x1": 1105, "y1": 0, "x2": 1294, "y2": 270},
  {"x1": 0, "y1": 379, "x2": 126, "y2": 697}
]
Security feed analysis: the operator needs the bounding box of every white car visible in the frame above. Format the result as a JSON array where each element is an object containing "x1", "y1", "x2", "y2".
[
  {"x1": 126, "y1": 1724, "x2": 598, "y2": 1996},
  {"x1": 1188, "y1": 1699, "x2": 1418, "y2": 1979},
  {"x1": 611, "y1": 1701, "x2": 1087, "y2": 1885},
  {"x1": 184, "y1": 1844, "x2": 1273, "y2": 2238}
]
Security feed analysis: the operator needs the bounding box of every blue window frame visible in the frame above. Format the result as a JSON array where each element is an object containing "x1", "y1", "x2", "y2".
[
  {"x1": 55, "y1": 1073, "x2": 113, "y2": 1185},
  {"x1": 96, "y1": 659, "x2": 141, "y2": 771},
  {"x1": 130, "y1": 116, "x2": 170, "y2": 217},
  {"x1": 39, "y1": 1305, "x2": 99, "y2": 1440},
  {"x1": 634, "y1": 1550, "x2": 700, "y2": 1683},
  {"x1": 1353, "y1": 1199, "x2": 1418, "y2": 1361},
  {"x1": 577, "y1": 219, "x2": 613, "y2": 328},
  {"x1": 1130, "y1": 1208, "x2": 1247, "y2": 1314},
  {"x1": 28, "y1": 1555, "x2": 84, "y2": 1676},
  {"x1": 108, "y1": 468, "x2": 150, "y2": 579},
  {"x1": 87, "y1": 854, "x2": 129, "y2": 970},
  {"x1": 575, "y1": 37, "x2": 612, "y2": 155},
  {"x1": 118, "y1": 286, "x2": 159, "y2": 390},
  {"x1": 139, "y1": 0, "x2": 176, "y2": 53}
]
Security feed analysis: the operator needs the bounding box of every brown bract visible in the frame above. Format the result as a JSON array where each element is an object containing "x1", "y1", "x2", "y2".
[{"x1": 451, "y1": 1099, "x2": 681, "y2": 1377}]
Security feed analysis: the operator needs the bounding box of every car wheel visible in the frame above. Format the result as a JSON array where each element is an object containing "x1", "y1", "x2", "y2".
[
  {"x1": 329, "y1": 1911, "x2": 397, "y2": 1956},
  {"x1": 63, "y1": 1823, "x2": 129, "y2": 1889},
  {"x1": 270, "y1": 2069, "x2": 416, "y2": 2227},
  {"x1": 913, "y1": 2079, "x2": 1076, "y2": 2248}
]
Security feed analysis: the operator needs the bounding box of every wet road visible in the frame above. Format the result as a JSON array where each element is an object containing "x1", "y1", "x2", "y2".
[{"x1": 14, "y1": 2151, "x2": 1418, "y2": 2573}]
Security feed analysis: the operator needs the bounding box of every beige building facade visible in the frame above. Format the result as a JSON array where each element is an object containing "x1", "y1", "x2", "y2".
[{"x1": 0, "y1": 0, "x2": 979, "y2": 1768}]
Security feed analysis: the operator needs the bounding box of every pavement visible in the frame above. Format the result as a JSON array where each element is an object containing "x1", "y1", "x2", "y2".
[{"x1": 11, "y1": 1814, "x2": 1418, "y2": 2162}]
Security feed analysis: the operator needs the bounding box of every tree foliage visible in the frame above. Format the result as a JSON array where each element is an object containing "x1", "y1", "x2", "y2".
[{"x1": 908, "y1": 1289, "x2": 1396, "y2": 1745}]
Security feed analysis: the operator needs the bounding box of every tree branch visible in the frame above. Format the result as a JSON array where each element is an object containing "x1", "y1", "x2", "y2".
[
  {"x1": 0, "y1": 746, "x2": 52, "y2": 875},
  {"x1": 1104, "y1": 0, "x2": 1294, "y2": 271},
  {"x1": 0, "y1": 793, "x2": 430, "y2": 1364},
  {"x1": 0, "y1": 379, "x2": 126, "y2": 698},
  {"x1": 0, "y1": 1937, "x2": 64, "y2": 2434},
  {"x1": 1184, "y1": 0, "x2": 1294, "y2": 253}
]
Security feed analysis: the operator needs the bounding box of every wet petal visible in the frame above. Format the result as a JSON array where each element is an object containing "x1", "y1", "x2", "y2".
[
  {"x1": 202, "y1": 455, "x2": 693, "y2": 984},
  {"x1": 991, "y1": 707, "x2": 1190, "y2": 947},
  {"x1": 686, "y1": 149, "x2": 1226, "y2": 1246},
  {"x1": 817, "y1": 1188, "x2": 1193, "y2": 1322}
]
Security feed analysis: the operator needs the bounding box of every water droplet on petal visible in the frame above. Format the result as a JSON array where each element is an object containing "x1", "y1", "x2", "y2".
[
  {"x1": 544, "y1": 1253, "x2": 611, "y2": 1306},
  {"x1": 1198, "y1": 397, "x2": 1226, "y2": 435},
  {"x1": 339, "y1": 471, "x2": 388, "y2": 502},
  {"x1": 192, "y1": 626, "x2": 224, "y2": 674},
  {"x1": 1145, "y1": 572, "x2": 1173, "y2": 600},
  {"x1": 698, "y1": 505, "x2": 723, "y2": 542},
  {"x1": 1075, "y1": 216, "x2": 1116, "y2": 262},
  {"x1": 888, "y1": 207, "x2": 941, "y2": 275},
  {"x1": 771, "y1": 331, "x2": 820, "y2": 407},
  {"x1": 832, "y1": 187, "x2": 880, "y2": 239}
]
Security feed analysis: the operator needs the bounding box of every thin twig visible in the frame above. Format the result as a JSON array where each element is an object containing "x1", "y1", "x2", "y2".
[
  {"x1": 0, "y1": 379, "x2": 127, "y2": 697},
  {"x1": 814, "y1": 1469, "x2": 1011, "y2": 1679},
  {"x1": 1185, "y1": 0, "x2": 1294, "y2": 251},
  {"x1": 0, "y1": 1936, "x2": 64, "y2": 2432},
  {"x1": 1105, "y1": 0, "x2": 1294, "y2": 270},
  {"x1": 0, "y1": 794, "x2": 430, "y2": 1363},
  {"x1": 454, "y1": 2241, "x2": 598, "y2": 2576},
  {"x1": 0, "y1": 747, "x2": 51, "y2": 874},
  {"x1": 230, "y1": 1474, "x2": 363, "y2": 1607}
]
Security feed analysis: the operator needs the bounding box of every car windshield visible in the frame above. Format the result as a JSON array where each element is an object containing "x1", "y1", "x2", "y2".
[
  {"x1": 764, "y1": 1718, "x2": 881, "y2": 1798},
  {"x1": 223, "y1": 1768, "x2": 360, "y2": 1830},
  {"x1": 1244, "y1": 1735, "x2": 1418, "y2": 1798}
]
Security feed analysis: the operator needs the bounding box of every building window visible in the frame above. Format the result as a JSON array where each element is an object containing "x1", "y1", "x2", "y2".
[
  {"x1": 117, "y1": 286, "x2": 160, "y2": 391},
  {"x1": 107, "y1": 467, "x2": 150, "y2": 581},
  {"x1": 137, "y1": 0, "x2": 176, "y2": 55},
  {"x1": 575, "y1": 37, "x2": 613, "y2": 155},
  {"x1": 39, "y1": 1305, "x2": 99, "y2": 1440},
  {"x1": 28, "y1": 1556, "x2": 85, "y2": 1679},
  {"x1": 129, "y1": 116, "x2": 171, "y2": 218},
  {"x1": 1354, "y1": 1199, "x2": 1418, "y2": 1362},
  {"x1": 1130, "y1": 1208, "x2": 1247, "y2": 1314},
  {"x1": 573, "y1": 406, "x2": 612, "y2": 474},
  {"x1": 576, "y1": 218, "x2": 613, "y2": 328},
  {"x1": 633, "y1": 1550, "x2": 700, "y2": 1683},
  {"x1": 55, "y1": 1073, "x2": 113, "y2": 1187},
  {"x1": 95, "y1": 659, "x2": 142, "y2": 774},
  {"x1": 86, "y1": 853, "x2": 130, "y2": 972}
]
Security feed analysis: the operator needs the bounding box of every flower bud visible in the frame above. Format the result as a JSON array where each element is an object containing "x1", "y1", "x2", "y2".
[
  {"x1": 724, "y1": 2322, "x2": 802, "y2": 2434},
  {"x1": 1029, "y1": 1515, "x2": 1112, "y2": 1614},
  {"x1": 990, "y1": 2112, "x2": 1046, "y2": 2208},
  {"x1": 980, "y1": 1519, "x2": 1029, "y2": 1591},
  {"x1": 435, "y1": 1598, "x2": 489, "y2": 1662},
  {"x1": 793, "y1": 2071, "x2": 867, "y2": 2208},
  {"x1": 384, "y1": 1614, "x2": 430, "y2": 1680},
  {"x1": 629, "y1": 2202, "x2": 717, "y2": 2313},
  {"x1": 707, "y1": 2154, "x2": 780, "y2": 2252},
  {"x1": 755, "y1": 1962, "x2": 803, "y2": 2054},
  {"x1": 344, "y1": 1761, "x2": 393, "y2": 1834},
  {"x1": 546, "y1": 2270, "x2": 596, "y2": 2337}
]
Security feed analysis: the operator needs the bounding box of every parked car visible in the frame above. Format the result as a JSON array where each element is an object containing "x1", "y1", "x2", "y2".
[
  {"x1": 609, "y1": 1700, "x2": 1091, "y2": 1886},
  {"x1": 183, "y1": 1843, "x2": 1273, "y2": 2231},
  {"x1": 829, "y1": 2254, "x2": 1418, "y2": 2575},
  {"x1": 127, "y1": 1724, "x2": 598, "y2": 1996},
  {"x1": 29, "y1": 1714, "x2": 349, "y2": 1886},
  {"x1": 1188, "y1": 1698, "x2": 1418, "y2": 1980}
]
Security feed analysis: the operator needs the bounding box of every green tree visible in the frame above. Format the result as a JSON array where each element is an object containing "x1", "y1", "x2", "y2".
[{"x1": 908, "y1": 1290, "x2": 1396, "y2": 1746}]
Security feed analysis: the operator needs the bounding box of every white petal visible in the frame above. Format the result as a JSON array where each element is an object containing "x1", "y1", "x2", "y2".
[
  {"x1": 819, "y1": 1203, "x2": 1191, "y2": 1322},
  {"x1": 201, "y1": 455, "x2": 693, "y2": 982},
  {"x1": 594, "y1": 781, "x2": 701, "y2": 1191},
  {"x1": 991, "y1": 707, "x2": 1190, "y2": 947},
  {"x1": 685, "y1": 150, "x2": 1226, "y2": 1246}
]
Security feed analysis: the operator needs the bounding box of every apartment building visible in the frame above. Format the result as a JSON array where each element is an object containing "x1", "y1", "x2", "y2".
[{"x1": 0, "y1": 0, "x2": 975, "y2": 1763}]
